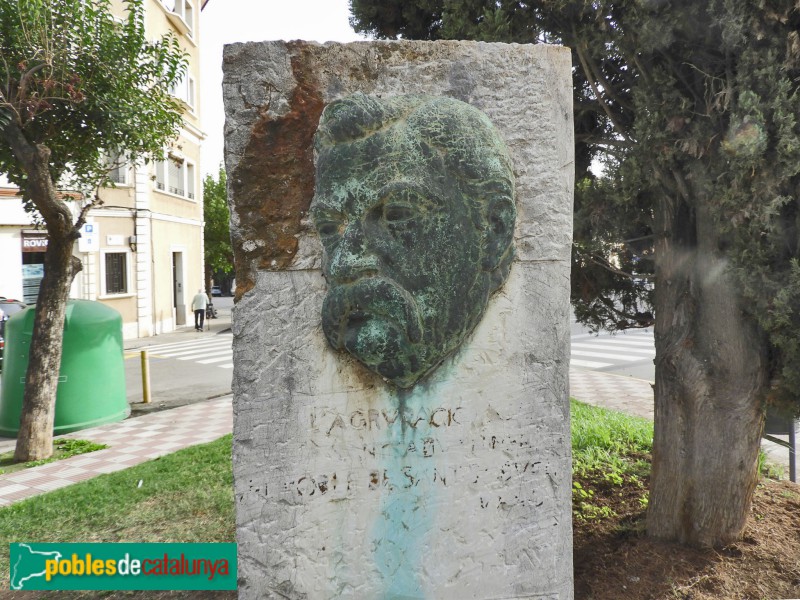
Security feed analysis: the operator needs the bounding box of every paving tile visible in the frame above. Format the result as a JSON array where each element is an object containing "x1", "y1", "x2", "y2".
[
  {"x1": 91, "y1": 463, "x2": 129, "y2": 474},
  {"x1": 151, "y1": 442, "x2": 188, "y2": 451},
  {"x1": 118, "y1": 445, "x2": 149, "y2": 454},
  {"x1": 30, "y1": 479, "x2": 73, "y2": 491},
  {"x1": 3, "y1": 470, "x2": 47, "y2": 483},
  {"x1": 52, "y1": 467, "x2": 89, "y2": 479},
  {"x1": 13, "y1": 463, "x2": 63, "y2": 476},
  {"x1": 116, "y1": 457, "x2": 149, "y2": 466},
  {"x1": 65, "y1": 455, "x2": 109, "y2": 467},
  {"x1": 66, "y1": 471, "x2": 99, "y2": 482},
  {"x1": 105, "y1": 453, "x2": 145, "y2": 463},
  {"x1": 0, "y1": 483, "x2": 30, "y2": 496},
  {"x1": 4, "y1": 488, "x2": 39, "y2": 500},
  {"x1": 0, "y1": 400, "x2": 230, "y2": 494},
  {"x1": 129, "y1": 430, "x2": 163, "y2": 438}
]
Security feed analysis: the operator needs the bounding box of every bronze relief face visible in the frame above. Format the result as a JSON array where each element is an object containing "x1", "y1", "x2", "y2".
[{"x1": 311, "y1": 93, "x2": 516, "y2": 388}]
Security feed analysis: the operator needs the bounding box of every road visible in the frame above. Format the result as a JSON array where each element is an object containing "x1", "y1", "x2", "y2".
[
  {"x1": 125, "y1": 305, "x2": 657, "y2": 416},
  {"x1": 570, "y1": 315, "x2": 655, "y2": 381},
  {"x1": 124, "y1": 296, "x2": 234, "y2": 415}
]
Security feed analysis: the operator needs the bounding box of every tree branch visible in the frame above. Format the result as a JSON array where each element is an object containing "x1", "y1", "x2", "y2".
[
  {"x1": 73, "y1": 188, "x2": 102, "y2": 231},
  {"x1": 2, "y1": 120, "x2": 74, "y2": 236},
  {"x1": 573, "y1": 33, "x2": 635, "y2": 144},
  {"x1": 17, "y1": 61, "x2": 49, "y2": 103}
]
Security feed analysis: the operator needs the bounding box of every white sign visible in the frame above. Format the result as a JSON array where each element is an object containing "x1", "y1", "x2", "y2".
[
  {"x1": 21, "y1": 237, "x2": 48, "y2": 251},
  {"x1": 78, "y1": 222, "x2": 99, "y2": 253},
  {"x1": 106, "y1": 234, "x2": 124, "y2": 246}
]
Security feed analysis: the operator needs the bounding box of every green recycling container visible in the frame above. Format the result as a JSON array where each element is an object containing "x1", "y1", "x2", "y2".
[{"x1": 0, "y1": 300, "x2": 129, "y2": 436}]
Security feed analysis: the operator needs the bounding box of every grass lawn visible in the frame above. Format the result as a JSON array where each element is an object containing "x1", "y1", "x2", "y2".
[
  {"x1": 0, "y1": 439, "x2": 108, "y2": 476},
  {"x1": 0, "y1": 435, "x2": 234, "y2": 589},
  {"x1": 6, "y1": 401, "x2": 793, "y2": 599},
  {"x1": 0, "y1": 401, "x2": 646, "y2": 585},
  {"x1": 570, "y1": 399, "x2": 653, "y2": 522}
]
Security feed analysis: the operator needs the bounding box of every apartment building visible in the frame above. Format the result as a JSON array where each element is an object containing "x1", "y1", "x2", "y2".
[{"x1": 0, "y1": 0, "x2": 209, "y2": 339}]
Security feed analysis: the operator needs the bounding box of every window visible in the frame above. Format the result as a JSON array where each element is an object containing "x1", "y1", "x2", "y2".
[
  {"x1": 170, "y1": 72, "x2": 195, "y2": 110},
  {"x1": 155, "y1": 154, "x2": 197, "y2": 200},
  {"x1": 168, "y1": 158, "x2": 184, "y2": 196},
  {"x1": 163, "y1": 0, "x2": 194, "y2": 37},
  {"x1": 104, "y1": 252, "x2": 128, "y2": 295},
  {"x1": 186, "y1": 163, "x2": 195, "y2": 199},
  {"x1": 155, "y1": 160, "x2": 166, "y2": 191},
  {"x1": 104, "y1": 153, "x2": 129, "y2": 185}
]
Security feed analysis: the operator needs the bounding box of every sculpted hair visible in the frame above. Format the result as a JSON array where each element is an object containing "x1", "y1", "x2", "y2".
[{"x1": 315, "y1": 92, "x2": 516, "y2": 289}]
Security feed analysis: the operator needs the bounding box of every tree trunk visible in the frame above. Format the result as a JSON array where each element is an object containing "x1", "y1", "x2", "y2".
[
  {"x1": 647, "y1": 191, "x2": 768, "y2": 547},
  {"x1": 14, "y1": 235, "x2": 81, "y2": 461},
  {"x1": 205, "y1": 261, "x2": 213, "y2": 297},
  {"x1": 3, "y1": 129, "x2": 83, "y2": 462}
]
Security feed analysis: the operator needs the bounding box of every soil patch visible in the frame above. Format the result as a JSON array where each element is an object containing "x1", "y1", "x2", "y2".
[{"x1": 574, "y1": 472, "x2": 800, "y2": 600}]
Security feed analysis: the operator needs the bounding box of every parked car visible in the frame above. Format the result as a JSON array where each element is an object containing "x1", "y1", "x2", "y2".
[
  {"x1": 211, "y1": 286, "x2": 222, "y2": 297},
  {"x1": 0, "y1": 299, "x2": 27, "y2": 373}
]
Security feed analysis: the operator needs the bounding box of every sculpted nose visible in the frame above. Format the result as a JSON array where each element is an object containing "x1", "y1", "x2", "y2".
[{"x1": 328, "y1": 222, "x2": 380, "y2": 283}]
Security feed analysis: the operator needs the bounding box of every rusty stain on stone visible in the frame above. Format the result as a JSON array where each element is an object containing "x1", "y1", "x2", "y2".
[{"x1": 230, "y1": 42, "x2": 325, "y2": 302}]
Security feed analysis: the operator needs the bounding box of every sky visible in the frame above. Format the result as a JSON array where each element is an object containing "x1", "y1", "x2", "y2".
[{"x1": 199, "y1": 0, "x2": 367, "y2": 177}]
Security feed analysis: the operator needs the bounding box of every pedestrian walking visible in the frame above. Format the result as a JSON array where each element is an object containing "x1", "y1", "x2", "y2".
[{"x1": 191, "y1": 288, "x2": 209, "y2": 331}]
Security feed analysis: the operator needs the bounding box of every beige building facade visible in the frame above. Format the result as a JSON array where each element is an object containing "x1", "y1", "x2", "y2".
[{"x1": 0, "y1": 0, "x2": 208, "y2": 340}]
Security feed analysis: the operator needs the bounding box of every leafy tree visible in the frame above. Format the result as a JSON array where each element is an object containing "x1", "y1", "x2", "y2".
[
  {"x1": 0, "y1": 0, "x2": 186, "y2": 461},
  {"x1": 203, "y1": 166, "x2": 233, "y2": 293},
  {"x1": 350, "y1": 0, "x2": 800, "y2": 547}
]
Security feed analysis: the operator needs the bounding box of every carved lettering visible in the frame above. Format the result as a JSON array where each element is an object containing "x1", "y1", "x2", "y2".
[{"x1": 311, "y1": 406, "x2": 464, "y2": 435}]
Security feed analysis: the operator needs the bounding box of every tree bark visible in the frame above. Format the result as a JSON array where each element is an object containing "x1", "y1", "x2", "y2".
[
  {"x1": 205, "y1": 261, "x2": 213, "y2": 297},
  {"x1": 647, "y1": 189, "x2": 767, "y2": 547},
  {"x1": 14, "y1": 236, "x2": 81, "y2": 461},
  {"x1": 3, "y1": 124, "x2": 83, "y2": 462}
]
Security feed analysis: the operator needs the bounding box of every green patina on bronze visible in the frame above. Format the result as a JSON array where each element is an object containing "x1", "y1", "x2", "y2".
[{"x1": 311, "y1": 93, "x2": 517, "y2": 388}]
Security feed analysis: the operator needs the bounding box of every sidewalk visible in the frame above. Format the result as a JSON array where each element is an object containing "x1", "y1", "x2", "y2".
[
  {"x1": 0, "y1": 366, "x2": 792, "y2": 506},
  {"x1": 123, "y1": 297, "x2": 233, "y2": 352},
  {"x1": 0, "y1": 396, "x2": 231, "y2": 506},
  {"x1": 569, "y1": 368, "x2": 653, "y2": 420}
]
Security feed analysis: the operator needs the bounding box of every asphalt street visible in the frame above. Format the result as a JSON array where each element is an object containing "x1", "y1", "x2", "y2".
[
  {"x1": 570, "y1": 314, "x2": 655, "y2": 381},
  {"x1": 124, "y1": 296, "x2": 234, "y2": 415}
]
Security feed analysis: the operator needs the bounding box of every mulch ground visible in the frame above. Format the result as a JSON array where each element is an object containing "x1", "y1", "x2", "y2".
[{"x1": 574, "y1": 472, "x2": 800, "y2": 600}]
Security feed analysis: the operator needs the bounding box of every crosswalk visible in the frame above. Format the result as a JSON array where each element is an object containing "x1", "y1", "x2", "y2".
[
  {"x1": 132, "y1": 334, "x2": 233, "y2": 369},
  {"x1": 131, "y1": 329, "x2": 650, "y2": 373},
  {"x1": 571, "y1": 329, "x2": 654, "y2": 371}
]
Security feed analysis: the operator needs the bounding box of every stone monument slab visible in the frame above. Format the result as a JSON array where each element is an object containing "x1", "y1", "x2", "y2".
[{"x1": 223, "y1": 40, "x2": 574, "y2": 600}]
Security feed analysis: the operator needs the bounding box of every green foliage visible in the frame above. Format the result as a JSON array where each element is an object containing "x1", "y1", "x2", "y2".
[
  {"x1": 0, "y1": 0, "x2": 186, "y2": 200},
  {"x1": 350, "y1": 1, "x2": 800, "y2": 412},
  {"x1": 757, "y1": 450, "x2": 785, "y2": 481},
  {"x1": 0, "y1": 435, "x2": 234, "y2": 584},
  {"x1": 0, "y1": 438, "x2": 107, "y2": 474},
  {"x1": 203, "y1": 166, "x2": 233, "y2": 275},
  {"x1": 570, "y1": 399, "x2": 652, "y2": 522},
  {"x1": 349, "y1": 0, "x2": 445, "y2": 39}
]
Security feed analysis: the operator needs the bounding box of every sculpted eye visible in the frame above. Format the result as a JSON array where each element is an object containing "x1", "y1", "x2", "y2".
[
  {"x1": 383, "y1": 204, "x2": 415, "y2": 224},
  {"x1": 316, "y1": 221, "x2": 341, "y2": 237}
]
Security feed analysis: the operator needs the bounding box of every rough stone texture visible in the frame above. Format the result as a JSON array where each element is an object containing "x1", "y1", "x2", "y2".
[{"x1": 224, "y1": 41, "x2": 574, "y2": 600}]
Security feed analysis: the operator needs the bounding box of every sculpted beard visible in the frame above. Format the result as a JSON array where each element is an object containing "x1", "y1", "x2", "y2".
[{"x1": 321, "y1": 277, "x2": 424, "y2": 371}]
